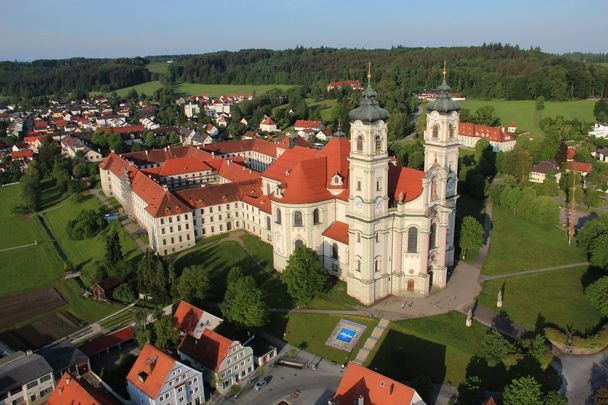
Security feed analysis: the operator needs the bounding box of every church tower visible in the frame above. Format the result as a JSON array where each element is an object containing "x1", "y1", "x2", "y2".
[
  {"x1": 423, "y1": 63, "x2": 460, "y2": 285},
  {"x1": 346, "y1": 64, "x2": 392, "y2": 305}
]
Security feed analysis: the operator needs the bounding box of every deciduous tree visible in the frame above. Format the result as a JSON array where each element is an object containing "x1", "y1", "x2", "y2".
[
  {"x1": 177, "y1": 265, "x2": 211, "y2": 304},
  {"x1": 459, "y1": 216, "x2": 484, "y2": 259},
  {"x1": 585, "y1": 277, "x2": 608, "y2": 316},
  {"x1": 282, "y1": 246, "x2": 328, "y2": 307},
  {"x1": 502, "y1": 376, "x2": 543, "y2": 405},
  {"x1": 220, "y1": 267, "x2": 268, "y2": 329}
]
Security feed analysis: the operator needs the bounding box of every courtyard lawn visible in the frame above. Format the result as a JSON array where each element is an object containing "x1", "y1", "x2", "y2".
[
  {"x1": 270, "y1": 313, "x2": 378, "y2": 364},
  {"x1": 477, "y1": 266, "x2": 603, "y2": 333},
  {"x1": 365, "y1": 312, "x2": 512, "y2": 387},
  {"x1": 174, "y1": 235, "x2": 290, "y2": 307},
  {"x1": 482, "y1": 206, "x2": 587, "y2": 275},
  {"x1": 0, "y1": 184, "x2": 64, "y2": 298},
  {"x1": 42, "y1": 194, "x2": 140, "y2": 272},
  {"x1": 459, "y1": 99, "x2": 595, "y2": 140},
  {"x1": 307, "y1": 280, "x2": 361, "y2": 310}
]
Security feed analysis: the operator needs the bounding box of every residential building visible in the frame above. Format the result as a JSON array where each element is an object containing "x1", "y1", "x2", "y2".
[
  {"x1": 457, "y1": 122, "x2": 516, "y2": 152},
  {"x1": 126, "y1": 343, "x2": 204, "y2": 405},
  {"x1": 330, "y1": 362, "x2": 426, "y2": 405},
  {"x1": 566, "y1": 161, "x2": 593, "y2": 176},
  {"x1": 0, "y1": 351, "x2": 54, "y2": 405},
  {"x1": 47, "y1": 373, "x2": 119, "y2": 405},
  {"x1": 177, "y1": 329, "x2": 254, "y2": 394},
  {"x1": 60, "y1": 135, "x2": 102, "y2": 162},
  {"x1": 37, "y1": 340, "x2": 90, "y2": 382},
  {"x1": 327, "y1": 80, "x2": 364, "y2": 92},
  {"x1": 507, "y1": 122, "x2": 517, "y2": 133},
  {"x1": 589, "y1": 123, "x2": 608, "y2": 138},
  {"x1": 529, "y1": 160, "x2": 561, "y2": 184},
  {"x1": 184, "y1": 103, "x2": 200, "y2": 118},
  {"x1": 293, "y1": 119, "x2": 323, "y2": 133},
  {"x1": 173, "y1": 300, "x2": 223, "y2": 338},
  {"x1": 592, "y1": 147, "x2": 608, "y2": 162},
  {"x1": 259, "y1": 116, "x2": 277, "y2": 132}
]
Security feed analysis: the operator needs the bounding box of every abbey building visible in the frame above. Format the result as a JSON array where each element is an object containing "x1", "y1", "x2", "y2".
[{"x1": 99, "y1": 77, "x2": 460, "y2": 305}]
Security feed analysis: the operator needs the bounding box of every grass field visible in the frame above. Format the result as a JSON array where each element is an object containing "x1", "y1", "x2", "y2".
[
  {"x1": 104, "y1": 81, "x2": 296, "y2": 98},
  {"x1": 477, "y1": 266, "x2": 603, "y2": 333},
  {"x1": 55, "y1": 278, "x2": 125, "y2": 324},
  {"x1": 482, "y1": 206, "x2": 587, "y2": 275},
  {"x1": 306, "y1": 98, "x2": 337, "y2": 122},
  {"x1": 459, "y1": 99, "x2": 595, "y2": 138},
  {"x1": 268, "y1": 313, "x2": 378, "y2": 364},
  {"x1": 146, "y1": 61, "x2": 170, "y2": 75},
  {"x1": 0, "y1": 184, "x2": 64, "y2": 298},
  {"x1": 43, "y1": 194, "x2": 140, "y2": 273},
  {"x1": 365, "y1": 312, "x2": 507, "y2": 386}
]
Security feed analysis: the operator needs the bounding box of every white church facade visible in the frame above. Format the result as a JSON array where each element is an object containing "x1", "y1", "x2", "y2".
[{"x1": 99, "y1": 74, "x2": 460, "y2": 305}]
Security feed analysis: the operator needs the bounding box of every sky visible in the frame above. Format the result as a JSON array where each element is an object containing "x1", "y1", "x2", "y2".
[{"x1": 1, "y1": 0, "x2": 606, "y2": 61}]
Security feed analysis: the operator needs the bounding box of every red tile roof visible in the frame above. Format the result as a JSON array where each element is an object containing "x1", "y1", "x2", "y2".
[
  {"x1": 333, "y1": 362, "x2": 416, "y2": 405},
  {"x1": 567, "y1": 147, "x2": 576, "y2": 160},
  {"x1": 34, "y1": 120, "x2": 48, "y2": 129},
  {"x1": 260, "y1": 116, "x2": 276, "y2": 126},
  {"x1": 319, "y1": 137, "x2": 350, "y2": 189},
  {"x1": 322, "y1": 221, "x2": 349, "y2": 245},
  {"x1": 79, "y1": 326, "x2": 135, "y2": 357},
  {"x1": 10, "y1": 149, "x2": 34, "y2": 159},
  {"x1": 173, "y1": 301, "x2": 204, "y2": 335},
  {"x1": 204, "y1": 138, "x2": 278, "y2": 157},
  {"x1": 263, "y1": 146, "x2": 319, "y2": 183},
  {"x1": 567, "y1": 161, "x2": 592, "y2": 173},
  {"x1": 458, "y1": 122, "x2": 514, "y2": 143},
  {"x1": 48, "y1": 373, "x2": 119, "y2": 405},
  {"x1": 24, "y1": 135, "x2": 44, "y2": 144},
  {"x1": 174, "y1": 179, "x2": 261, "y2": 209},
  {"x1": 327, "y1": 80, "x2": 364, "y2": 90},
  {"x1": 217, "y1": 159, "x2": 261, "y2": 182},
  {"x1": 242, "y1": 193, "x2": 272, "y2": 214},
  {"x1": 178, "y1": 329, "x2": 232, "y2": 372},
  {"x1": 112, "y1": 125, "x2": 145, "y2": 134},
  {"x1": 293, "y1": 120, "x2": 322, "y2": 129},
  {"x1": 388, "y1": 166, "x2": 424, "y2": 202},
  {"x1": 126, "y1": 343, "x2": 176, "y2": 399},
  {"x1": 157, "y1": 157, "x2": 213, "y2": 177}
]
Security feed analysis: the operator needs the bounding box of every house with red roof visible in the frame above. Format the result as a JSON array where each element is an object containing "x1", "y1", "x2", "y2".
[
  {"x1": 566, "y1": 161, "x2": 593, "y2": 176},
  {"x1": 293, "y1": 119, "x2": 323, "y2": 133},
  {"x1": 177, "y1": 329, "x2": 254, "y2": 394},
  {"x1": 327, "y1": 80, "x2": 364, "y2": 92},
  {"x1": 258, "y1": 115, "x2": 277, "y2": 132},
  {"x1": 330, "y1": 363, "x2": 425, "y2": 405},
  {"x1": 126, "y1": 343, "x2": 204, "y2": 405},
  {"x1": 457, "y1": 122, "x2": 516, "y2": 152},
  {"x1": 47, "y1": 372, "x2": 119, "y2": 405},
  {"x1": 173, "y1": 300, "x2": 223, "y2": 338}
]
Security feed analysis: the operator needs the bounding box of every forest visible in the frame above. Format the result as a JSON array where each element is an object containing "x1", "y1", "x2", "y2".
[
  {"x1": 168, "y1": 44, "x2": 608, "y2": 100},
  {"x1": 0, "y1": 57, "x2": 150, "y2": 99}
]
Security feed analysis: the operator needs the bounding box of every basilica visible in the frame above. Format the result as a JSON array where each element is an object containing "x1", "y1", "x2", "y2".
[{"x1": 99, "y1": 72, "x2": 460, "y2": 305}]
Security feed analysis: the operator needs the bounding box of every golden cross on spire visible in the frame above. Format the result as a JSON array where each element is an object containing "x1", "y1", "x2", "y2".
[
  {"x1": 442, "y1": 60, "x2": 447, "y2": 81},
  {"x1": 367, "y1": 61, "x2": 372, "y2": 83}
]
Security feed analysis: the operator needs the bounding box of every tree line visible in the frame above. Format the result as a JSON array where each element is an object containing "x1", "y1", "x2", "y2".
[
  {"x1": 0, "y1": 57, "x2": 150, "y2": 99},
  {"x1": 169, "y1": 44, "x2": 608, "y2": 100}
]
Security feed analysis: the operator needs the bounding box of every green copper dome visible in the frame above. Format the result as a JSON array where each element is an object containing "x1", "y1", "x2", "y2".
[
  {"x1": 348, "y1": 83, "x2": 390, "y2": 123},
  {"x1": 426, "y1": 79, "x2": 461, "y2": 113}
]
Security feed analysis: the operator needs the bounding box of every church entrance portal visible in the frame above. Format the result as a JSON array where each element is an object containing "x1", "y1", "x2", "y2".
[{"x1": 407, "y1": 279, "x2": 415, "y2": 291}]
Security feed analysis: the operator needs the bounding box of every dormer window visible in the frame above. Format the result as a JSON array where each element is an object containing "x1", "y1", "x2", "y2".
[{"x1": 331, "y1": 174, "x2": 343, "y2": 186}]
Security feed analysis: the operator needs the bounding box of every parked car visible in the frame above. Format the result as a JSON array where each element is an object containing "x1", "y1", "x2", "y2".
[{"x1": 254, "y1": 378, "x2": 268, "y2": 391}]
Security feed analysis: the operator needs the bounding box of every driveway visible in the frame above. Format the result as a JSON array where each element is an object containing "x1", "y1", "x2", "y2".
[{"x1": 553, "y1": 348, "x2": 608, "y2": 404}]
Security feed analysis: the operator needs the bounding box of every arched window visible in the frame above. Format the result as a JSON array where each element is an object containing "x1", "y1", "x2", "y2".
[
  {"x1": 375, "y1": 135, "x2": 381, "y2": 153},
  {"x1": 374, "y1": 259, "x2": 380, "y2": 272},
  {"x1": 356, "y1": 135, "x2": 363, "y2": 151},
  {"x1": 332, "y1": 243, "x2": 338, "y2": 260},
  {"x1": 432, "y1": 124, "x2": 439, "y2": 139},
  {"x1": 293, "y1": 210, "x2": 303, "y2": 227},
  {"x1": 275, "y1": 208, "x2": 282, "y2": 224},
  {"x1": 313, "y1": 209, "x2": 320, "y2": 225},
  {"x1": 449, "y1": 123, "x2": 455, "y2": 139},
  {"x1": 430, "y1": 223, "x2": 437, "y2": 249},
  {"x1": 407, "y1": 227, "x2": 418, "y2": 253},
  {"x1": 356, "y1": 258, "x2": 361, "y2": 272},
  {"x1": 266, "y1": 216, "x2": 271, "y2": 230},
  {"x1": 295, "y1": 239, "x2": 304, "y2": 249}
]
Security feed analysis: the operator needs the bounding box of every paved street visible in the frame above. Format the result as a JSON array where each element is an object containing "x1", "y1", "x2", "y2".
[{"x1": 553, "y1": 348, "x2": 608, "y2": 405}]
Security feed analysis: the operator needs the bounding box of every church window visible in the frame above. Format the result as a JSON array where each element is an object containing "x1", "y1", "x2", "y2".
[
  {"x1": 356, "y1": 181, "x2": 361, "y2": 191},
  {"x1": 313, "y1": 209, "x2": 320, "y2": 225},
  {"x1": 295, "y1": 239, "x2": 304, "y2": 249},
  {"x1": 356, "y1": 136, "x2": 363, "y2": 151},
  {"x1": 293, "y1": 211, "x2": 303, "y2": 227},
  {"x1": 432, "y1": 124, "x2": 439, "y2": 139},
  {"x1": 449, "y1": 123, "x2": 455, "y2": 139},
  {"x1": 375, "y1": 233, "x2": 379, "y2": 243},
  {"x1": 375, "y1": 135, "x2": 381, "y2": 153},
  {"x1": 407, "y1": 227, "x2": 418, "y2": 253},
  {"x1": 356, "y1": 259, "x2": 361, "y2": 272},
  {"x1": 275, "y1": 208, "x2": 282, "y2": 224},
  {"x1": 357, "y1": 233, "x2": 361, "y2": 243},
  {"x1": 266, "y1": 216, "x2": 271, "y2": 230},
  {"x1": 430, "y1": 223, "x2": 437, "y2": 249},
  {"x1": 332, "y1": 243, "x2": 338, "y2": 260}
]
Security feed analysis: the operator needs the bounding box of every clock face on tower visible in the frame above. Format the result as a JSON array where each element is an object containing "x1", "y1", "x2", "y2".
[
  {"x1": 375, "y1": 196, "x2": 383, "y2": 211},
  {"x1": 354, "y1": 196, "x2": 363, "y2": 209}
]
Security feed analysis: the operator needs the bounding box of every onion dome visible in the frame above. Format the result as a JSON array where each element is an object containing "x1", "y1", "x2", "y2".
[
  {"x1": 348, "y1": 63, "x2": 390, "y2": 123},
  {"x1": 426, "y1": 79, "x2": 461, "y2": 113}
]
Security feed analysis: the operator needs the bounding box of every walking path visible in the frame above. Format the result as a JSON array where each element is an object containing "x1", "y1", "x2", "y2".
[
  {"x1": 89, "y1": 189, "x2": 147, "y2": 253},
  {"x1": 480, "y1": 261, "x2": 589, "y2": 281},
  {"x1": 0, "y1": 240, "x2": 37, "y2": 252},
  {"x1": 353, "y1": 318, "x2": 389, "y2": 364}
]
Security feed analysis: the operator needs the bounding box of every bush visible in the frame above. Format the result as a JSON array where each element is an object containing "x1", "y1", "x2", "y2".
[
  {"x1": 585, "y1": 277, "x2": 608, "y2": 316},
  {"x1": 479, "y1": 329, "x2": 518, "y2": 366},
  {"x1": 113, "y1": 283, "x2": 136, "y2": 303},
  {"x1": 67, "y1": 209, "x2": 106, "y2": 239},
  {"x1": 545, "y1": 325, "x2": 608, "y2": 350}
]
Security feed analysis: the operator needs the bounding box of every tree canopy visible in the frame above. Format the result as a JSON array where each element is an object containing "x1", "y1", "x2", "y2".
[
  {"x1": 220, "y1": 267, "x2": 268, "y2": 329},
  {"x1": 282, "y1": 246, "x2": 328, "y2": 307}
]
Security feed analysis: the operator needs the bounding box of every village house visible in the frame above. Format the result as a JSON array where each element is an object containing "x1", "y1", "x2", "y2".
[
  {"x1": 327, "y1": 80, "x2": 364, "y2": 92},
  {"x1": 37, "y1": 340, "x2": 90, "y2": 382},
  {"x1": 177, "y1": 329, "x2": 254, "y2": 394},
  {"x1": 589, "y1": 123, "x2": 608, "y2": 138},
  {"x1": 529, "y1": 160, "x2": 561, "y2": 184},
  {"x1": 566, "y1": 161, "x2": 593, "y2": 176},
  {"x1": 60, "y1": 135, "x2": 103, "y2": 162},
  {"x1": 126, "y1": 343, "x2": 205, "y2": 405},
  {"x1": 47, "y1": 372, "x2": 119, "y2": 405},
  {"x1": 0, "y1": 351, "x2": 55, "y2": 405},
  {"x1": 173, "y1": 300, "x2": 223, "y2": 338},
  {"x1": 330, "y1": 362, "x2": 426, "y2": 405},
  {"x1": 591, "y1": 147, "x2": 608, "y2": 163},
  {"x1": 259, "y1": 115, "x2": 277, "y2": 132}
]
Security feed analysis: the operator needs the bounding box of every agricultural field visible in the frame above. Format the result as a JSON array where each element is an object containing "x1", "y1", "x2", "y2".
[
  {"x1": 459, "y1": 99, "x2": 595, "y2": 139},
  {"x1": 146, "y1": 61, "x2": 170, "y2": 75},
  {"x1": 104, "y1": 81, "x2": 296, "y2": 98},
  {"x1": 306, "y1": 98, "x2": 337, "y2": 121}
]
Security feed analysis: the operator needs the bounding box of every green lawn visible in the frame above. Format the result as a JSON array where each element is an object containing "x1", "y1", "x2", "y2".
[
  {"x1": 103, "y1": 82, "x2": 296, "y2": 98},
  {"x1": 306, "y1": 98, "x2": 337, "y2": 122},
  {"x1": 459, "y1": 99, "x2": 595, "y2": 139},
  {"x1": 307, "y1": 280, "x2": 360, "y2": 310},
  {"x1": 365, "y1": 312, "x2": 511, "y2": 387},
  {"x1": 174, "y1": 235, "x2": 290, "y2": 307},
  {"x1": 477, "y1": 267, "x2": 603, "y2": 333},
  {"x1": 0, "y1": 184, "x2": 64, "y2": 298},
  {"x1": 54, "y1": 278, "x2": 125, "y2": 324},
  {"x1": 482, "y1": 206, "x2": 587, "y2": 275},
  {"x1": 269, "y1": 313, "x2": 378, "y2": 364},
  {"x1": 43, "y1": 194, "x2": 140, "y2": 273}
]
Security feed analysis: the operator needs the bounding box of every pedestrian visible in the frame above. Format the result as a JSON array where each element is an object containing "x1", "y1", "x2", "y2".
[{"x1": 401, "y1": 302, "x2": 405, "y2": 309}]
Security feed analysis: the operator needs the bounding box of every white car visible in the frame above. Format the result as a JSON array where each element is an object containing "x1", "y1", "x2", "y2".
[{"x1": 254, "y1": 379, "x2": 268, "y2": 391}]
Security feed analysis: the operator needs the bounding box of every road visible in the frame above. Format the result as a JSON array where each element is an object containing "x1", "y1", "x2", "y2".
[{"x1": 553, "y1": 348, "x2": 608, "y2": 404}]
